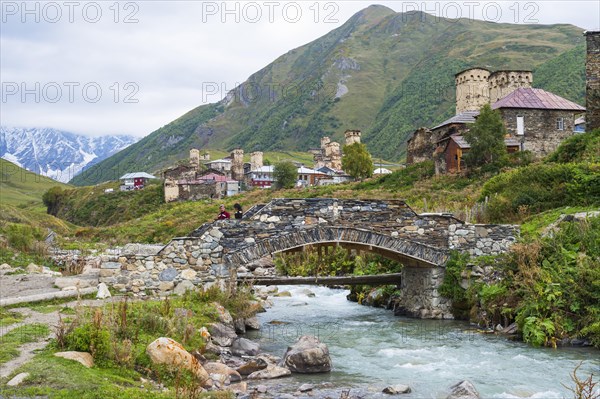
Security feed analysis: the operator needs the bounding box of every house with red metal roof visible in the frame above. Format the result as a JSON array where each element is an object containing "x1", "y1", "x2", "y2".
[{"x1": 491, "y1": 88, "x2": 585, "y2": 158}]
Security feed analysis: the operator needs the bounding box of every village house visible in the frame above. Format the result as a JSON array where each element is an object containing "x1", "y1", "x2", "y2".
[
  {"x1": 246, "y1": 165, "x2": 274, "y2": 188},
  {"x1": 297, "y1": 166, "x2": 327, "y2": 187},
  {"x1": 491, "y1": 87, "x2": 585, "y2": 156},
  {"x1": 406, "y1": 67, "x2": 586, "y2": 174},
  {"x1": 119, "y1": 172, "x2": 157, "y2": 191},
  {"x1": 163, "y1": 149, "x2": 241, "y2": 202}
]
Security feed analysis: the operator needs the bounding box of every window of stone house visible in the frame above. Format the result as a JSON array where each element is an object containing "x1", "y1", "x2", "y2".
[
  {"x1": 556, "y1": 118, "x2": 564, "y2": 131},
  {"x1": 517, "y1": 116, "x2": 525, "y2": 135}
]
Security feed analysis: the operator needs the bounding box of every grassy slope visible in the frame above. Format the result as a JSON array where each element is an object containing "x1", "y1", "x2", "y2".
[
  {"x1": 70, "y1": 6, "x2": 585, "y2": 186},
  {"x1": 0, "y1": 159, "x2": 73, "y2": 235},
  {"x1": 533, "y1": 43, "x2": 586, "y2": 104},
  {"x1": 0, "y1": 159, "x2": 69, "y2": 206}
]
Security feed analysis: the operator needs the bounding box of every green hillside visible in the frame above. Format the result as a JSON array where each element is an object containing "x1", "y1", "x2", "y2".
[
  {"x1": 0, "y1": 160, "x2": 73, "y2": 264},
  {"x1": 71, "y1": 5, "x2": 586, "y2": 186},
  {"x1": 0, "y1": 159, "x2": 69, "y2": 206}
]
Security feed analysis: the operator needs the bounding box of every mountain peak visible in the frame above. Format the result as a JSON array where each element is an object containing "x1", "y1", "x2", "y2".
[{"x1": 352, "y1": 4, "x2": 396, "y2": 25}]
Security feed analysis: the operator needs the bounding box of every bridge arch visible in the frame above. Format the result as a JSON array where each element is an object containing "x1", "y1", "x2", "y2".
[{"x1": 224, "y1": 226, "x2": 449, "y2": 269}]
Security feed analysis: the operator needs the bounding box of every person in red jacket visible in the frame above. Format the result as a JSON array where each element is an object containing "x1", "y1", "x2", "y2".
[{"x1": 216, "y1": 204, "x2": 230, "y2": 220}]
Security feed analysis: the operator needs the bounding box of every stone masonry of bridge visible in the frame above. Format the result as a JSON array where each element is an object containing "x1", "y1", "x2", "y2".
[{"x1": 99, "y1": 199, "x2": 519, "y2": 319}]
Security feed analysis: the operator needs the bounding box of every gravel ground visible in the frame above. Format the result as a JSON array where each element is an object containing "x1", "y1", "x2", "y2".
[{"x1": 0, "y1": 273, "x2": 60, "y2": 300}]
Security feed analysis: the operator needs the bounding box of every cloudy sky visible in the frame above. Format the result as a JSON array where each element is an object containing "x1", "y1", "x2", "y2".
[{"x1": 1, "y1": 1, "x2": 599, "y2": 137}]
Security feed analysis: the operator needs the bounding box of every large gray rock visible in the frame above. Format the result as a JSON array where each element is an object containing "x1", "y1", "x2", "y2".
[
  {"x1": 236, "y1": 358, "x2": 268, "y2": 376},
  {"x1": 245, "y1": 316, "x2": 261, "y2": 330},
  {"x1": 281, "y1": 335, "x2": 331, "y2": 373},
  {"x1": 234, "y1": 318, "x2": 246, "y2": 334},
  {"x1": 248, "y1": 365, "x2": 291, "y2": 380},
  {"x1": 213, "y1": 302, "x2": 234, "y2": 327},
  {"x1": 203, "y1": 362, "x2": 242, "y2": 385},
  {"x1": 447, "y1": 380, "x2": 480, "y2": 399},
  {"x1": 208, "y1": 322, "x2": 237, "y2": 347},
  {"x1": 96, "y1": 282, "x2": 111, "y2": 299},
  {"x1": 231, "y1": 337, "x2": 260, "y2": 356},
  {"x1": 383, "y1": 384, "x2": 412, "y2": 394},
  {"x1": 174, "y1": 280, "x2": 195, "y2": 295},
  {"x1": 26, "y1": 263, "x2": 42, "y2": 273}
]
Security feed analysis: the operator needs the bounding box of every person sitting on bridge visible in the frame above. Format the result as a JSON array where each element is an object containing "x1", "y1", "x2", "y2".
[
  {"x1": 233, "y1": 203, "x2": 243, "y2": 219},
  {"x1": 216, "y1": 204, "x2": 230, "y2": 220}
]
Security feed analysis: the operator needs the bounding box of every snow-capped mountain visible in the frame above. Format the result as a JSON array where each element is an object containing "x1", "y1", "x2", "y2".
[{"x1": 0, "y1": 126, "x2": 138, "y2": 183}]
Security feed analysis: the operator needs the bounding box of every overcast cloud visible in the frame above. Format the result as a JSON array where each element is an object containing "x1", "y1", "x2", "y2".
[{"x1": 1, "y1": 1, "x2": 598, "y2": 137}]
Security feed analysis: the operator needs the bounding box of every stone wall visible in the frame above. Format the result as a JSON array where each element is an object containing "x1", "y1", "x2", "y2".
[
  {"x1": 500, "y1": 108, "x2": 576, "y2": 158},
  {"x1": 100, "y1": 228, "x2": 228, "y2": 295},
  {"x1": 587, "y1": 31, "x2": 600, "y2": 131}
]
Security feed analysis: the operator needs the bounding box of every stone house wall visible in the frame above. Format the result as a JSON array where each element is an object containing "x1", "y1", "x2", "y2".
[
  {"x1": 500, "y1": 108, "x2": 578, "y2": 158},
  {"x1": 406, "y1": 128, "x2": 433, "y2": 165}
]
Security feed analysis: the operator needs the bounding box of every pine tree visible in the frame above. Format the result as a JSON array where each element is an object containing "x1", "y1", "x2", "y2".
[{"x1": 463, "y1": 104, "x2": 509, "y2": 170}]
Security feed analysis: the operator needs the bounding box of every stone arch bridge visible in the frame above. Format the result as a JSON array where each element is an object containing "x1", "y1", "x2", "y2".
[{"x1": 100, "y1": 199, "x2": 518, "y2": 319}]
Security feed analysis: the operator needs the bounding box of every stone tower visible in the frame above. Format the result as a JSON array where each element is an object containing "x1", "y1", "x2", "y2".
[
  {"x1": 344, "y1": 130, "x2": 362, "y2": 146},
  {"x1": 586, "y1": 31, "x2": 600, "y2": 131},
  {"x1": 230, "y1": 149, "x2": 244, "y2": 181},
  {"x1": 488, "y1": 70, "x2": 533, "y2": 104},
  {"x1": 326, "y1": 142, "x2": 342, "y2": 170},
  {"x1": 189, "y1": 149, "x2": 200, "y2": 170},
  {"x1": 321, "y1": 137, "x2": 331, "y2": 149},
  {"x1": 199, "y1": 151, "x2": 210, "y2": 161},
  {"x1": 455, "y1": 68, "x2": 490, "y2": 114},
  {"x1": 250, "y1": 151, "x2": 263, "y2": 171}
]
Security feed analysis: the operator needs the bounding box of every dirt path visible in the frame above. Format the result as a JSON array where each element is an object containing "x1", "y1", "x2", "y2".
[
  {"x1": 0, "y1": 308, "x2": 59, "y2": 379},
  {"x1": 0, "y1": 297, "x2": 121, "y2": 380}
]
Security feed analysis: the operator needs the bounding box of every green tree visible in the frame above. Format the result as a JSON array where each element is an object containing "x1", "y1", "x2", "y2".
[
  {"x1": 463, "y1": 104, "x2": 509, "y2": 170},
  {"x1": 42, "y1": 186, "x2": 66, "y2": 216},
  {"x1": 273, "y1": 161, "x2": 297, "y2": 189},
  {"x1": 342, "y1": 143, "x2": 374, "y2": 180}
]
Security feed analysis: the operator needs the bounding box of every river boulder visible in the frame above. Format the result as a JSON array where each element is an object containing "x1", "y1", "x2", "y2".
[
  {"x1": 281, "y1": 335, "x2": 331, "y2": 373},
  {"x1": 447, "y1": 380, "x2": 480, "y2": 399},
  {"x1": 212, "y1": 302, "x2": 234, "y2": 327},
  {"x1": 208, "y1": 322, "x2": 237, "y2": 347},
  {"x1": 146, "y1": 337, "x2": 211, "y2": 388},
  {"x1": 245, "y1": 316, "x2": 261, "y2": 330},
  {"x1": 248, "y1": 365, "x2": 292, "y2": 380},
  {"x1": 203, "y1": 362, "x2": 242, "y2": 386},
  {"x1": 236, "y1": 357, "x2": 269, "y2": 375},
  {"x1": 231, "y1": 337, "x2": 260, "y2": 356},
  {"x1": 383, "y1": 384, "x2": 411, "y2": 394}
]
